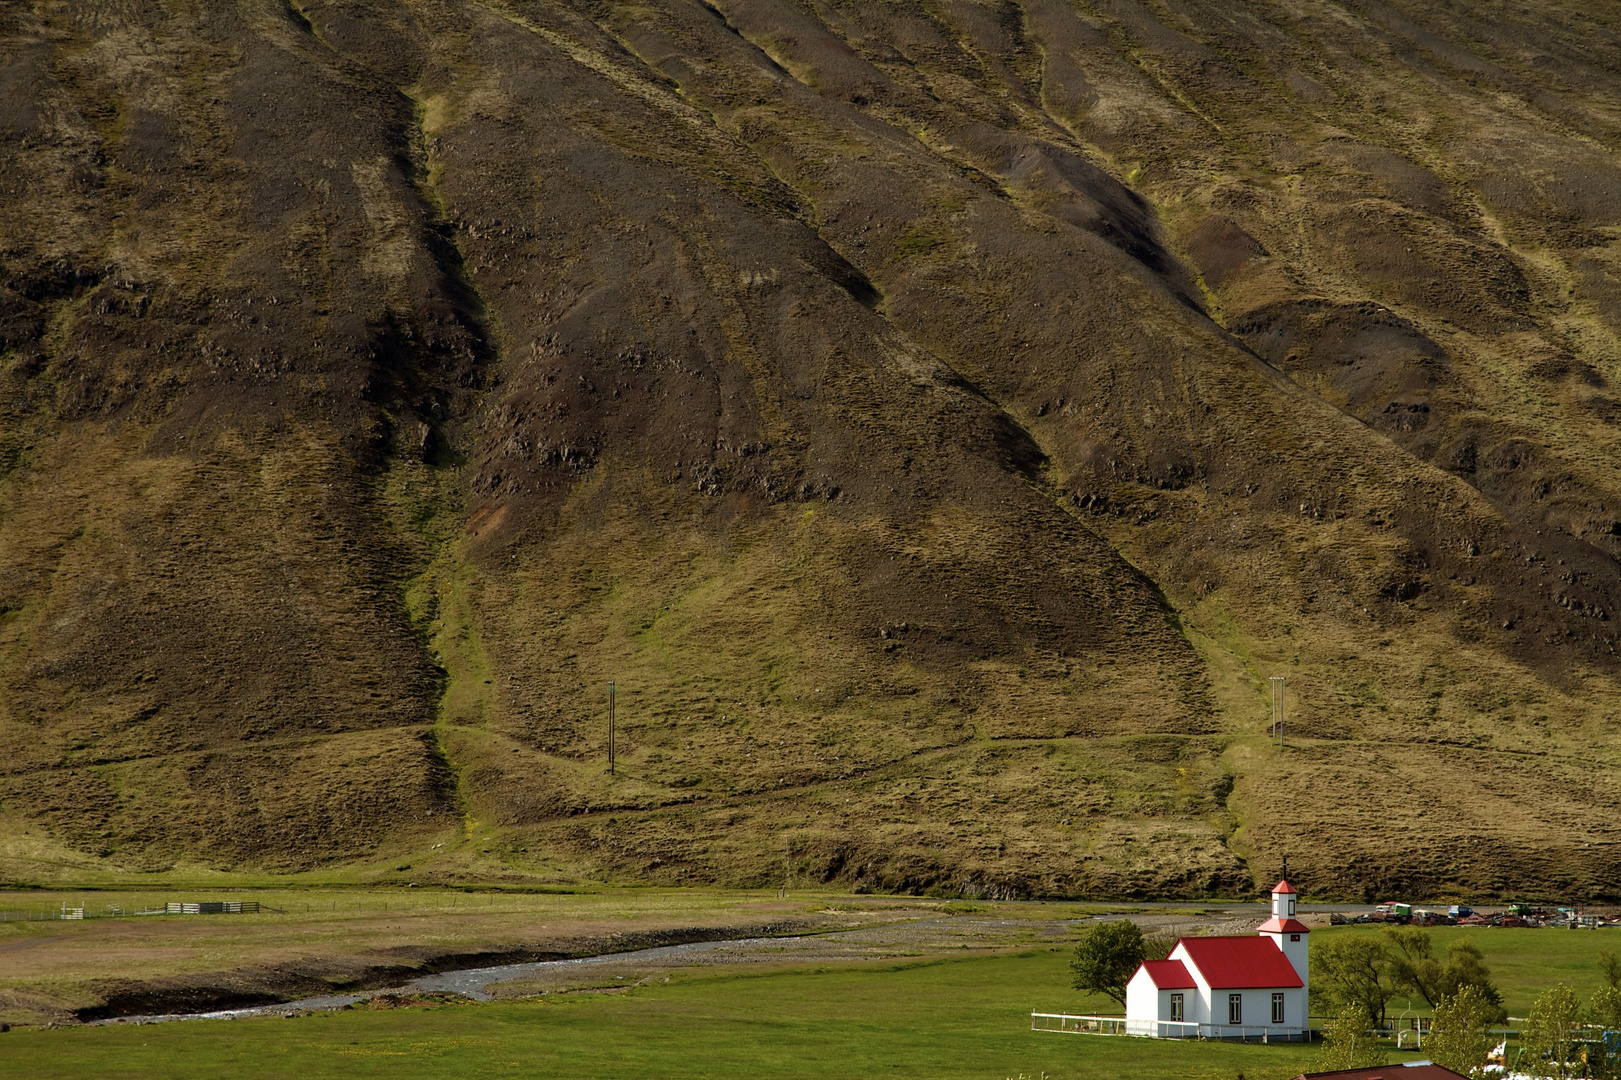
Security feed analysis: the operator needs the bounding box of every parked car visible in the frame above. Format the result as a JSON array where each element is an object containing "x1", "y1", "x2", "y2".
[{"x1": 1372, "y1": 902, "x2": 1412, "y2": 924}]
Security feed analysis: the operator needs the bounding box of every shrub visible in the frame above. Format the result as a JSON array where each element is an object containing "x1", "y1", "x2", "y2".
[
  {"x1": 1315, "y1": 1002, "x2": 1387, "y2": 1071},
  {"x1": 1426, "y1": 984, "x2": 1500, "y2": 1080},
  {"x1": 1520, "y1": 985, "x2": 1581, "y2": 1079}
]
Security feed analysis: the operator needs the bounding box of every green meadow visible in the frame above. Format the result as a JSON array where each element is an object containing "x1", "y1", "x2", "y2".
[
  {"x1": 5, "y1": 921, "x2": 1611, "y2": 1078},
  {"x1": 2, "y1": 949, "x2": 1324, "y2": 1080}
]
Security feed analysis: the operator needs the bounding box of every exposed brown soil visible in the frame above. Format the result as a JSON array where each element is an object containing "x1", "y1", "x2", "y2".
[{"x1": 2, "y1": 0, "x2": 1621, "y2": 902}]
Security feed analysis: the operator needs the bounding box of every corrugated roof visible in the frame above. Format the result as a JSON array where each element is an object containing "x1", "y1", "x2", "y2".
[
  {"x1": 1293, "y1": 1066, "x2": 1469, "y2": 1080},
  {"x1": 1139, "y1": 958, "x2": 1196, "y2": 989},
  {"x1": 1177, "y1": 936, "x2": 1303, "y2": 988}
]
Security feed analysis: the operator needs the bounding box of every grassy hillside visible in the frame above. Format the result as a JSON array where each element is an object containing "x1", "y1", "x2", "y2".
[{"x1": 2, "y1": 0, "x2": 1620, "y2": 898}]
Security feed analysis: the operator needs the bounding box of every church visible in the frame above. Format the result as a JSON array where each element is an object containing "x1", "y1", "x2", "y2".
[{"x1": 1123, "y1": 880, "x2": 1311, "y2": 1038}]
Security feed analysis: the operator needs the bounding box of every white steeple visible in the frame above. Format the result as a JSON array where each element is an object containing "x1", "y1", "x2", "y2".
[
  {"x1": 1257, "y1": 879, "x2": 1309, "y2": 988},
  {"x1": 1272, "y1": 879, "x2": 1297, "y2": 920}
]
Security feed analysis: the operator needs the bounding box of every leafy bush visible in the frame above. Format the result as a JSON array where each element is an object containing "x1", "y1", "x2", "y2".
[
  {"x1": 1315, "y1": 1003, "x2": 1387, "y2": 1072},
  {"x1": 1426, "y1": 984, "x2": 1501, "y2": 1080},
  {"x1": 1521, "y1": 985, "x2": 1581, "y2": 1079}
]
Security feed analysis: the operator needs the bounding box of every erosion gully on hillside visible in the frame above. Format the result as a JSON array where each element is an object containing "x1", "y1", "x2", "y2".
[{"x1": 3, "y1": 1, "x2": 1621, "y2": 903}]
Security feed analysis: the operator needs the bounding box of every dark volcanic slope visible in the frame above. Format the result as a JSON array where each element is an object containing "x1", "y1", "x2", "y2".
[{"x1": 3, "y1": 0, "x2": 1621, "y2": 899}]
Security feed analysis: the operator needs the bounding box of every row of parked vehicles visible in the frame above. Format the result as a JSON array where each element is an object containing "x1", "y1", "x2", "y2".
[{"x1": 1330, "y1": 902, "x2": 1611, "y2": 928}]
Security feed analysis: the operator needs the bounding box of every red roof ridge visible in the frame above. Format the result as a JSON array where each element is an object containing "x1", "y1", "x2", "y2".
[{"x1": 1272, "y1": 879, "x2": 1297, "y2": 894}]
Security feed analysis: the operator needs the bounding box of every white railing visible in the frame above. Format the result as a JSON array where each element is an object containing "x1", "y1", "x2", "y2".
[
  {"x1": 1030, "y1": 1014, "x2": 1199, "y2": 1038},
  {"x1": 1030, "y1": 1014, "x2": 1310, "y2": 1041}
]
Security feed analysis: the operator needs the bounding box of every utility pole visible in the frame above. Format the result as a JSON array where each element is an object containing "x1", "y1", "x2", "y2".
[
  {"x1": 1269, "y1": 675, "x2": 1286, "y2": 750},
  {"x1": 607, "y1": 680, "x2": 616, "y2": 776}
]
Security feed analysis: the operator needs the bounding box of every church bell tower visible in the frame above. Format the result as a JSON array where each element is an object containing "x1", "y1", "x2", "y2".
[{"x1": 1257, "y1": 879, "x2": 1309, "y2": 988}]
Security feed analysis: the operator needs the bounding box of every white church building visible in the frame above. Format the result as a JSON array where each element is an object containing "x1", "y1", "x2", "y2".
[{"x1": 1122, "y1": 880, "x2": 1310, "y2": 1039}]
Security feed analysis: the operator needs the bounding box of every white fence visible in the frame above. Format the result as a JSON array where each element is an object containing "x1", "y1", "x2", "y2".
[
  {"x1": 1031, "y1": 1014, "x2": 1198, "y2": 1038},
  {"x1": 153, "y1": 902, "x2": 260, "y2": 915},
  {"x1": 1031, "y1": 1013, "x2": 1311, "y2": 1042}
]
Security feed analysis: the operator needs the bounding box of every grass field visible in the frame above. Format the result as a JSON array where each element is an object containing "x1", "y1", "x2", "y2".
[
  {"x1": 1, "y1": 949, "x2": 1330, "y2": 1080},
  {"x1": 5, "y1": 906, "x2": 1615, "y2": 1077},
  {"x1": 0, "y1": 887, "x2": 950, "y2": 1025},
  {"x1": 0, "y1": 888, "x2": 1174, "y2": 1025}
]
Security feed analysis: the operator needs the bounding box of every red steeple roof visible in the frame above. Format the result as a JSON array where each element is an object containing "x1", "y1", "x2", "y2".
[
  {"x1": 1272, "y1": 879, "x2": 1297, "y2": 895},
  {"x1": 1259, "y1": 916, "x2": 1311, "y2": 934},
  {"x1": 1176, "y1": 936, "x2": 1303, "y2": 989}
]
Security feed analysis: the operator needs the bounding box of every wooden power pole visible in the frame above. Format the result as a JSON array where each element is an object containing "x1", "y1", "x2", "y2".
[{"x1": 1269, "y1": 675, "x2": 1286, "y2": 749}]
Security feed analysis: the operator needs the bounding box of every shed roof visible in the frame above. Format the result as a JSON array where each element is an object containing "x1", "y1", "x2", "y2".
[
  {"x1": 1177, "y1": 936, "x2": 1303, "y2": 989},
  {"x1": 1291, "y1": 1065, "x2": 1469, "y2": 1080}
]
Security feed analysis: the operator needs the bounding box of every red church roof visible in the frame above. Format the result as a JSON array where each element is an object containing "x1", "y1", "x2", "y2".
[
  {"x1": 1177, "y1": 936, "x2": 1303, "y2": 989},
  {"x1": 1272, "y1": 879, "x2": 1297, "y2": 895},
  {"x1": 1138, "y1": 958, "x2": 1196, "y2": 989},
  {"x1": 1259, "y1": 916, "x2": 1312, "y2": 934}
]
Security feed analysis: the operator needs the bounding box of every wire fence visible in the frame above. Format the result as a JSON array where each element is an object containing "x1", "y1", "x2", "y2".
[{"x1": 0, "y1": 900, "x2": 265, "y2": 921}]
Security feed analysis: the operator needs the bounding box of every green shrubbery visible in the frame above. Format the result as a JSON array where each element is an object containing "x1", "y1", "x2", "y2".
[
  {"x1": 1310, "y1": 934, "x2": 1621, "y2": 1080},
  {"x1": 1315, "y1": 1003, "x2": 1388, "y2": 1072},
  {"x1": 1425, "y1": 984, "x2": 1501, "y2": 1079},
  {"x1": 1312, "y1": 927, "x2": 1504, "y2": 1027}
]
